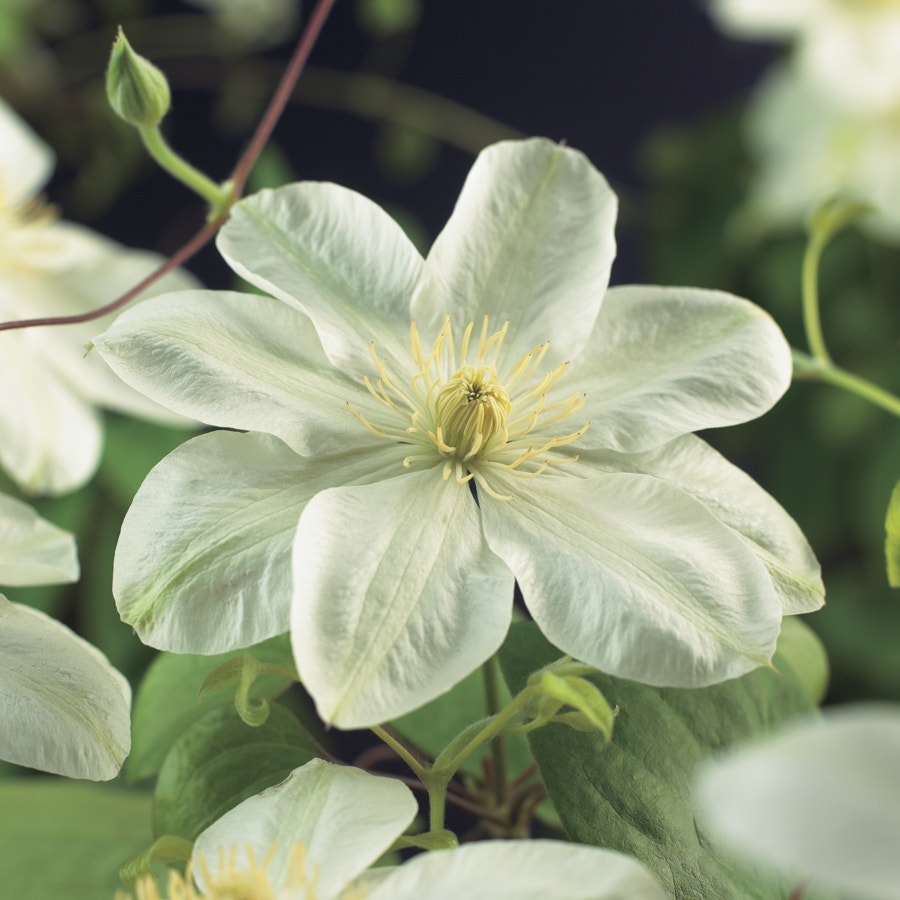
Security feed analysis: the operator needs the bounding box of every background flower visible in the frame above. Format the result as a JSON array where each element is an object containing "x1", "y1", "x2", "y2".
[
  {"x1": 0, "y1": 97, "x2": 198, "y2": 496},
  {"x1": 164, "y1": 758, "x2": 667, "y2": 900},
  {"x1": 0, "y1": 492, "x2": 131, "y2": 779}
]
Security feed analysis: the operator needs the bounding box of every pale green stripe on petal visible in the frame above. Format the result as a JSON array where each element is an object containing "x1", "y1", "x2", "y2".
[
  {"x1": 575, "y1": 285, "x2": 792, "y2": 454},
  {"x1": 0, "y1": 492, "x2": 78, "y2": 586},
  {"x1": 114, "y1": 431, "x2": 406, "y2": 655},
  {"x1": 218, "y1": 182, "x2": 423, "y2": 377},
  {"x1": 369, "y1": 838, "x2": 668, "y2": 900},
  {"x1": 292, "y1": 470, "x2": 514, "y2": 728},
  {"x1": 480, "y1": 471, "x2": 782, "y2": 688},
  {"x1": 194, "y1": 759, "x2": 417, "y2": 900},
  {"x1": 0, "y1": 596, "x2": 131, "y2": 780},
  {"x1": 414, "y1": 138, "x2": 617, "y2": 366}
]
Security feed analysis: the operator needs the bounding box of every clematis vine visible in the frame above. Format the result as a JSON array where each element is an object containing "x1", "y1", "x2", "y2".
[
  {"x1": 0, "y1": 492, "x2": 131, "y2": 780},
  {"x1": 0, "y1": 97, "x2": 197, "y2": 496},
  {"x1": 95, "y1": 138, "x2": 824, "y2": 728},
  {"x1": 122, "y1": 758, "x2": 667, "y2": 899}
]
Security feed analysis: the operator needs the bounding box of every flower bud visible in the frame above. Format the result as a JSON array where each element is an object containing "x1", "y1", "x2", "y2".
[{"x1": 106, "y1": 27, "x2": 171, "y2": 128}]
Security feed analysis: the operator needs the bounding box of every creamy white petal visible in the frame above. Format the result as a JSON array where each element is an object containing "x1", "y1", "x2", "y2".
[
  {"x1": 480, "y1": 472, "x2": 782, "y2": 687},
  {"x1": 575, "y1": 285, "x2": 792, "y2": 453},
  {"x1": 292, "y1": 470, "x2": 514, "y2": 728},
  {"x1": 413, "y1": 138, "x2": 617, "y2": 366},
  {"x1": 217, "y1": 183, "x2": 423, "y2": 376},
  {"x1": 369, "y1": 839, "x2": 667, "y2": 900},
  {"x1": 0, "y1": 99, "x2": 54, "y2": 205},
  {"x1": 579, "y1": 435, "x2": 824, "y2": 615},
  {"x1": 0, "y1": 329, "x2": 103, "y2": 495},
  {"x1": 0, "y1": 493, "x2": 78, "y2": 585},
  {"x1": 95, "y1": 289, "x2": 375, "y2": 457},
  {"x1": 194, "y1": 760, "x2": 417, "y2": 900},
  {"x1": 696, "y1": 705, "x2": 900, "y2": 900},
  {"x1": 0, "y1": 596, "x2": 131, "y2": 780},
  {"x1": 114, "y1": 431, "x2": 406, "y2": 654}
]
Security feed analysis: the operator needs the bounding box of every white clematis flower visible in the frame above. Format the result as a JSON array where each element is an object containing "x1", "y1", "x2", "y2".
[
  {"x1": 95, "y1": 138, "x2": 823, "y2": 728},
  {"x1": 0, "y1": 97, "x2": 198, "y2": 496},
  {"x1": 128, "y1": 758, "x2": 667, "y2": 899},
  {"x1": 708, "y1": 0, "x2": 900, "y2": 115},
  {"x1": 0, "y1": 492, "x2": 131, "y2": 779},
  {"x1": 695, "y1": 704, "x2": 900, "y2": 900}
]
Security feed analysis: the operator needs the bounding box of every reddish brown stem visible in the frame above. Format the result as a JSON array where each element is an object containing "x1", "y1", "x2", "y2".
[{"x1": 0, "y1": 0, "x2": 338, "y2": 334}]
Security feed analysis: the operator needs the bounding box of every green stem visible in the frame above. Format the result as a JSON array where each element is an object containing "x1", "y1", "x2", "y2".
[
  {"x1": 369, "y1": 725, "x2": 430, "y2": 783},
  {"x1": 794, "y1": 353, "x2": 900, "y2": 418},
  {"x1": 801, "y1": 233, "x2": 831, "y2": 364},
  {"x1": 482, "y1": 655, "x2": 508, "y2": 807},
  {"x1": 139, "y1": 125, "x2": 230, "y2": 211}
]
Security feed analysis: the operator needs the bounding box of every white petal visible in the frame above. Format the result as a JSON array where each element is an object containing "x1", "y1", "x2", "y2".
[
  {"x1": 114, "y1": 431, "x2": 406, "y2": 653},
  {"x1": 695, "y1": 704, "x2": 900, "y2": 900},
  {"x1": 217, "y1": 183, "x2": 423, "y2": 375},
  {"x1": 575, "y1": 285, "x2": 792, "y2": 453},
  {"x1": 0, "y1": 596, "x2": 131, "y2": 780},
  {"x1": 95, "y1": 289, "x2": 370, "y2": 457},
  {"x1": 0, "y1": 98, "x2": 54, "y2": 205},
  {"x1": 0, "y1": 493, "x2": 78, "y2": 585},
  {"x1": 292, "y1": 470, "x2": 514, "y2": 728},
  {"x1": 368, "y1": 839, "x2": 667, "y2": 900},
  {"x1": 194, "y1": 759, "x2": 417, "y2": 900},
  {"x1": 580, "y1": 435, "x2": 824, "y2": 615},
  {"x1": 414, "y1": 138, "x2": 617, "y2": 365},
  {"x1": 0, "y1": 329, "x2": 103, "y2": 495},
  {"x1": 480, "y1": 472, "x2": 782, "y2": 687}
]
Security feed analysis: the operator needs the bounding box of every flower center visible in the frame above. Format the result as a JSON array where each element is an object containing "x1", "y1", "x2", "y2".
[
  {"x1": 349, "y1": 315, "x2": 589, "y2": 500},
  {"x1": 434, "y1": 364, "x2": 511, "y2": 460}
]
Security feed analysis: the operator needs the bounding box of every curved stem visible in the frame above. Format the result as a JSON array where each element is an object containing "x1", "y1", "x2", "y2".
[
  {"x1": 139, "y1": 125, "x2": 229, "y2": 210},
  {"x1": 369, "y1": 725, "x2": 430, "y2": 783},
  {"x1": 794, "y1": 353, "x2": 900, "y2": 418},
  {"x1": 482, "y1": 655, "x2": 508, "y2": 806},
  {"x1": 801, "y1": 233, "x2": 831, "y2": 365}
]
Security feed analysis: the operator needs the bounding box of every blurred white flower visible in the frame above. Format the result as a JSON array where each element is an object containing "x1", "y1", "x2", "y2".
[
  {"x1": 709, "y1": 0, "x2": 900, "y2": 114},
  {"x1": 0, "y1": 97, "x2": 198, "y2": 496},
  {"x1": 127, "y1": 759, "x2": 667, "y2": 900},
  {"x1": 740, "y1": 61, "x2": 900, "y2": 242},
  {"x1": 182, "y1": 0, "x2": 298, "y2": 45},
  {"x1": 0, "y1": 492, "x2": 131, "y2": 780},
  {"x1": 695, "y1": 704, "x2": 900, "y2": 900}
]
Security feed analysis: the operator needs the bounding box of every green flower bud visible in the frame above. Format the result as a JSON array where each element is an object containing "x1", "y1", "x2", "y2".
[{"x1": 106, "y1": 27, "x2": 170, "y2": 128}]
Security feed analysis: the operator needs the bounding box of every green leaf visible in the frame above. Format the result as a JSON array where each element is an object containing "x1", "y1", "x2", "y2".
[
  {"x1": 0, "y1": 779, "x2": 152, "y2": 899},
  {"x1": 154, "y1": 703, "x2": 317, "y2": 841},
  {"x1": 886, "y1": 480, "x2": 900, "y2": 587},
  {"x1": 126, "y1": 634, "x2": 296, "y2": 781},
  {"x1": 498, "y1": 622, "x2": 816, "y2": 900},
  {"x1": 537, "y1": 672, "x2": 615, "y2": 739},
  {"x1": 776, "y1": 616, "x2": 829, "y2": 704}
]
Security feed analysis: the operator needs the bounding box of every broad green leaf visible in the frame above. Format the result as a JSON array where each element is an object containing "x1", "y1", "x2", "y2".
[
  {"x1": 0, "y1": 779, "x2": 152, "y2": 899},
  {"x1": 886, "y1": 480, "x2": 900, "y2": 587},
  {"x1": 154, "y1": 703, "x2": 317, "y2": 841},
  {"x1": 127, "y1": 635, "x2": 296, "y2": 782},
  {"x1": 498, "y1": 622, "x2": 817, "y2": 900}
]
